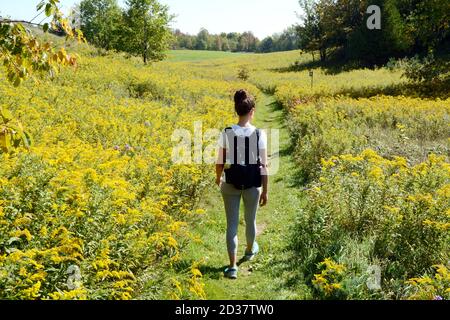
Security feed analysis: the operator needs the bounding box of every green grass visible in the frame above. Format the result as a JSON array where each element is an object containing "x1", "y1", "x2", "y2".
[
  {"x1": 166, "y1": 50, "x2": 247, "y2": 62},
  {"x1": 181, "y1": 93, "x2": 310, "y2": 300}
]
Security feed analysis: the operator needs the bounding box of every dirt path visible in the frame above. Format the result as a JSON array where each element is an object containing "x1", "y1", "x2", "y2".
[{"x1": 184, "y1": 93, "x2": 306, "y2": 299}]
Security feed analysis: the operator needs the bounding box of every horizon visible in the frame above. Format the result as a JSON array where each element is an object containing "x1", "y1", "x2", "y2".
[{"x1": 0, "y1": 0, "x2": 301, "y2": 39}]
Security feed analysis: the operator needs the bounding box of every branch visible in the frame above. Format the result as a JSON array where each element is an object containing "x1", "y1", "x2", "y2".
[{"x1": 0, "y1": 19, "x2": 44, "y2": 27}]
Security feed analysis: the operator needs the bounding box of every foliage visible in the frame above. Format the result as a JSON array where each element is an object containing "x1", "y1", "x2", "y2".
[
  {"x1": 0, "y1": 22, "x2": 448, "y2": 300},
  {"x1": 0, "y1": 0, "x2": 82, "y2": 86},
  {"x1": 0, "y1": 41, "x2": 260, "y2": 299},
  {"x1": 79, "y1": 0, "x2": 123, "y2": 50},
  {"x1": 275, "y1": 89, "x2": 450, "y2": 181},
  {"x1": 0, "y1": 107, "x2": 32, "y2": 153},
  {"x1": 78, "y1": 0, "x2": 172, "y2": 63},
  {"x1": 257, "y1": 27, "x2": 300, "y2": 53},
  {"x1": 402, "y1": 53, "x2": 450, "y2": 87},
  {"x1": 172, "y1": 29, "x2": 260, "y2": 53},
  {"x1": 122, "y1": 0, "x2": 173, "y2": 63},
  {"x1": 0, "y1": 0, "x2": 84, "y2": 155},
  {"x1": 406, "y1": 265, "x2": 450, "y2": 300},
  {"x1": 312, "y1": 258, "x2": 346, "y2": 299},
  {"x1": 296, "y1": 0, "x2": 322, "y2": 61},
  {"x1": 237, "y1": 65, "x2": 250, "y2": 81},
  {"x1": 295, "y1": 0, "x2": 450, "y2": 64},
  {"x1": 172, "y1": 27, "x2": 300, "y2": 54},
  {"x1": 291, "y1": 150, "x2": 449, "y2": 299},
  {"x1": 264, "y1": 50, "x2": 449, "y2": 300}
]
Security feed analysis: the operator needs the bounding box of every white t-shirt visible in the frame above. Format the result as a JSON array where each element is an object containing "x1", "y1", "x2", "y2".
[{"x1": 218, "y1": 125, "x2": 267, "y2": 150}]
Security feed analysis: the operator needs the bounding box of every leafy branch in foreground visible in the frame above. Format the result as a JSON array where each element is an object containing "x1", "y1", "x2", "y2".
[
  {"x1": 0, "y1": 0, "x2": 84, "y2": 86},
  {"x1": 0, "y1": 0, "x2": 83, "y2": 153}
]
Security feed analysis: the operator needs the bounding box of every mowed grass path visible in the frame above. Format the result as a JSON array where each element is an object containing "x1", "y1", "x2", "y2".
[{"x1": 183, "y1": 93, "x2": 308, "y2": 300}]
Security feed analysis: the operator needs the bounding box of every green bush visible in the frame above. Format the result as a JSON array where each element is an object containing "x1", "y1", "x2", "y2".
[{"x1": 290, "y1": 150, "x2": 450, "y2": 299}]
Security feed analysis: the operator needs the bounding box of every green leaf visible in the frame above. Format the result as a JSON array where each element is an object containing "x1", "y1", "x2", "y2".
[
  {"x1": 6, "y1": 133, "x2": 12, "y2": 150},
  {"x1": 45, "y1": 3, "x2": 53, "y2": 17},
  {"x1": 7, "y1": 237, "x2": 22, "y2": 245},
  {"x1": 43, "y1": 23, "x2": 49, "y2": 33},
  {"x1": 1, "y1": 108, "x2": 13, "y2": 122},
  {"x1": 0, "y1": 132, "x2": 11, "y2": 152},
  {"x1": 36, "y1": 1, "x2": 46, "y2": 11},
  {"x1": 7, "y1": 72, "x2": 15, "y2": 83},
  {"x1": 13, "y1": 77, "x2": 22, "y2": 87},
  {"x1": 0, "y1": 133, "x2": 7, "y2": 152},
  {"x1": 22, "y1": 131, "x2": 33, "y2": 148}
]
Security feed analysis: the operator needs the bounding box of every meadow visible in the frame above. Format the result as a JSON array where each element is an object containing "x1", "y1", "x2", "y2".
[{"x1": 0, "y1": 44, "x2": 448, "y2": 300}]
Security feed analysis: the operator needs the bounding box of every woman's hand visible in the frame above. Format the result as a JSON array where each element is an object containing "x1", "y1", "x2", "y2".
[{"x1": 259, "y1": 190, "x2": 268, "y2": 207}]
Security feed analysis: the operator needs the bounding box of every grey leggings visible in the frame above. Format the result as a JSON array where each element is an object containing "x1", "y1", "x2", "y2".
[{"x1": 220, "y1": 182, "x2": 262, "y2": 257}]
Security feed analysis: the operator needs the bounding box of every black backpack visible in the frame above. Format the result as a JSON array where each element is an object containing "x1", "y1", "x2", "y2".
[{"x1": 222, "y1": 127, "x2": 262, "y2": 190}]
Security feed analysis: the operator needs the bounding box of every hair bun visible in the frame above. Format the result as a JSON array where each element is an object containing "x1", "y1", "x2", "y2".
[
  {"x1": 234, "y1": 89, "x2": 248, "y2": 104},
  {"x1": 234, "y1": 89, "x2": 255, "y2": 116}
]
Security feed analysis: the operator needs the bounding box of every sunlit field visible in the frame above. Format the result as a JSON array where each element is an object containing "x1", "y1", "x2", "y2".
[{"x1": 1, "y1": 44, "x2": 449, "y2": 300}]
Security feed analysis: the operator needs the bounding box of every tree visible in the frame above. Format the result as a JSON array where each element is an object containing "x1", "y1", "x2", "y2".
[
  {"x1": 272, "y1": 26, "x2": 300, "y2": 51},
  {"x1": 258, "y1": 37, "x2": 274, "y2": 53},
  {"x1": 346, "y1": 0, "x2": 411, "y2": 63},
  {"x1": 79, "y1": 0, "x2": 123, "y2": 50},
  {"x1": 295, "y1": 0, "x2": 449, "y2": 65},
  {"x1": 237, "y1": 32, "x2": 259, "y2": 52},
  {"x1": 227, "y1": 32, "x2": 239, "y2": 52},
  {"x1": 296, "y1": 0, "x2": 323, "y2": 61},
  {"x1": 215, "y1": 36, "x2": 223, "y2": 51},
  {"x1": 123, "y1": 0, "x2": 173, "y2": 63},
  {"x1": 196, "y1": 28, "x2": 209, "y2": 50},
  {"x1": 403, "y1": 0, "x2": 450, "y2": 52}
]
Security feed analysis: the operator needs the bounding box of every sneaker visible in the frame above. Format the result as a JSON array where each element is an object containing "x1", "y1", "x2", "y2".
[
  {"x1": 244, "y1": 242, "x2": 259, "y2": 261},
  {"x1": 224, "y1": 267, "x2": 238, "y2": 279}
]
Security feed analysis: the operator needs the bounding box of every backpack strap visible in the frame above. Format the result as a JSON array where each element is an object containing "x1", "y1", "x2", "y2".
[
  {"x1": 223, "y1": 127, "x2": 233, "y2": 165},
  {"x1": 222, "y1": 127, "x2": 260, "y2": 166},
  {"x1": 256, "y1": 129, "x2": 260, "y2": 161}
]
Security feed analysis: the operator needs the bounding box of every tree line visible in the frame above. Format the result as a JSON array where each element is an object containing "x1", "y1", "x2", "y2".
[
  {"x1": 296, "y1": 0, "x2": 449, "y2": 65},
  {"x1": 77, "y1": 0, "x2": 301, "y2": 56},
  {"x1": 74, "y1": 0, "x2": 449, "y2": 73},
  {"x1": 76, "y1": 0, "x2": 300, "y2": 59},
  {"x1": 171, "y1": 26, "x2": 300, "y2": 53}
]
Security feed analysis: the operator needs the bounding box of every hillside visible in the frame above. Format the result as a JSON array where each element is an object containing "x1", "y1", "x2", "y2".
[{"x1": 0, "y1": 45, "x2": 449, "y2": 300}]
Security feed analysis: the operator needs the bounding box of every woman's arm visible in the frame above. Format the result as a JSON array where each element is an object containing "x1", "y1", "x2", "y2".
[
  {"x1": 216, "y1": 147, "x2": 226, "y2": 186},
  {"x1": 260, "y1": 148, "x2": 269, "y2": 206}
]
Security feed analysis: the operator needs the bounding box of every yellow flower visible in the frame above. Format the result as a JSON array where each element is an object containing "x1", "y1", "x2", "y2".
[
  {"x1": 368, "y1": 166, "x2": 384, "y2": 181},
  {"x1": 115, "y1": 214, "x2": 126, "y2": 225},
  {"x1": 11, "y1": 229, "x2": 33, "y2": 241},
  {"x1": 195, "y1": 208, "x2": 206, "y2": 215},
  {"x1": 321, "y1": 158, "x2": 336, "y2": 169},
  {"x1": 21, "y1": 281, "x2": 41, "y2": 299},
  {"x1": 19, "y1": 267, "x2": 28, "y2": 277}
]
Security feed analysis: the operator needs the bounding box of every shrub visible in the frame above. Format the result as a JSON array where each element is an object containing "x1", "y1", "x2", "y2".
[
  {"x1": 0, "y1": 46, "x2": 249, "y2": 300},
  {"x1": 237, "y1": 65, "x2": 250, "y2": 81},
  {"x1": 277, "y1": 94, "x2": 450, "y2": 181},
  {"x1": 405, "y1": 265, "x2": 450, "y2": 300},
  {"x1": 291, "y1": 150, "x2": 450, "y2": 299}
]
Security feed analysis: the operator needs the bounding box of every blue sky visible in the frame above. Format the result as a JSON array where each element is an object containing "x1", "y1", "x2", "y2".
[{"x1": 0, "y1": 0, "x2": 301, "y2": 39}]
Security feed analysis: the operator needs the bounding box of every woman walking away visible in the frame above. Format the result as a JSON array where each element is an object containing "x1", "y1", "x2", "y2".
[{"x1": 216, "y1": 89, "x2": 269, "y2": 280}]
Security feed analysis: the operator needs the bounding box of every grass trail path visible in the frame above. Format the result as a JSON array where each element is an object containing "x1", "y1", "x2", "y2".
[{"x1": 184, "y1": 93, "x2": 307, "y2": 299}]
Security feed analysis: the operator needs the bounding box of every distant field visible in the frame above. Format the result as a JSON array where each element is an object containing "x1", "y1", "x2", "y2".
[{"x1": 166, "y1": 49, "x2": 248, "y2": 62}]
